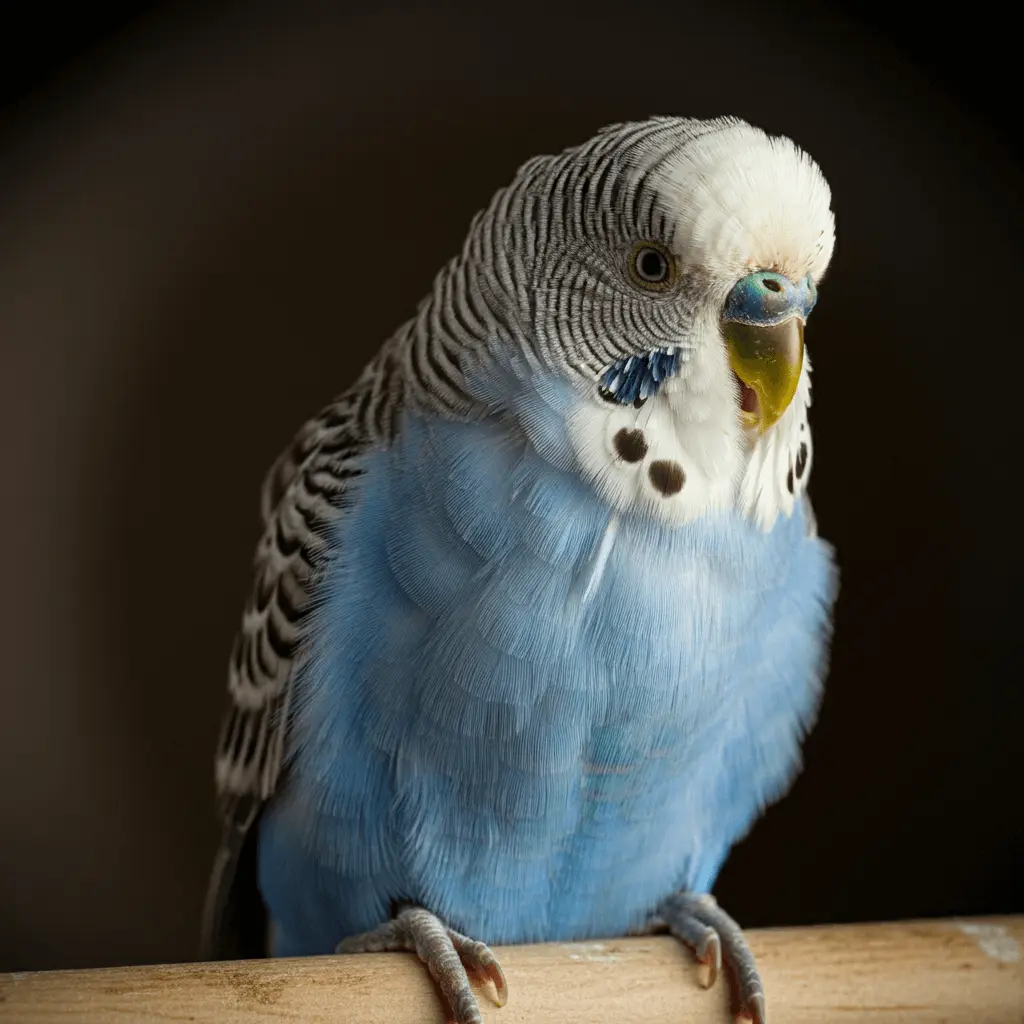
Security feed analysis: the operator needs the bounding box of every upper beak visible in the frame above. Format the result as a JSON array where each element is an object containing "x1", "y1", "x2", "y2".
[
  {"x1": 721, "y1": 271, "x2": 814, "y2": 434},
  {"x1": 724, "y1": 317, "x2": 804, "y2": 433}
]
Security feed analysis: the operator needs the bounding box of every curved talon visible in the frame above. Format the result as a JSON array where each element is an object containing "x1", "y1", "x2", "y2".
[
  {"x1": 742, "y1": 990, "x2": 766, "y2": 1024},
  {"x1": 479, "y1": 960, "x2": 508, "y2": 1007},
  {"x1": 696, "y1": 930, "x2": 721, "y2": 988},
  {"x1": 655, "y1": 891, "x2": 765, "y2": 1021},
  {"x1": 450, "y1": 930, "x2": 509, "y2": 1008}
]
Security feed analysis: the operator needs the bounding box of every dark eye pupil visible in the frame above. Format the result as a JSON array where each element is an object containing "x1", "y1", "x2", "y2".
[{"x1": 638, "y1": 248, "x2": 666, "y2": 281}]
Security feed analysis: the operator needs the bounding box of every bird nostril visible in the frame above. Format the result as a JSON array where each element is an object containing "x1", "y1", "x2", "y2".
[{"x1": 763, "y1": 278, "x2": 782, "y2": 293}]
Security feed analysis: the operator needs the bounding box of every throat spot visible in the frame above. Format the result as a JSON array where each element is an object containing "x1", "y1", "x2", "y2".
[
  {"x1": 649, "y1": 460, "x2": 686, "y2": 496},
  {"x1": 603, "y1": 399, "x2": 692, "y2": 504},
  {"x1": 613, "y1": 428, "x2": 648, "y2": 463},
  {"x1": 569, "y1": 383, "x2": 742, "y2": 526},
  {"x1": 612, "y1": 423, "x2": 686, "y2": 498}
]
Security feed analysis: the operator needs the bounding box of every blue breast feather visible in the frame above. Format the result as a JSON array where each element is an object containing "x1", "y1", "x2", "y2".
[{"x1": 258, "y1": 371, "x2": 836, "y2": 956}]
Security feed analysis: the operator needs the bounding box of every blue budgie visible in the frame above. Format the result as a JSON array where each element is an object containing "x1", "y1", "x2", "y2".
[{"x1": 202, "y1": 115, "x2": 837, "y2": 1024}]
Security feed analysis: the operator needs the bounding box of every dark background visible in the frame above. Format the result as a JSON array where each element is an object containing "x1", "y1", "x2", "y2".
[{"x1": 1, "y1": 0, "x2": 1019, "y2": 973}]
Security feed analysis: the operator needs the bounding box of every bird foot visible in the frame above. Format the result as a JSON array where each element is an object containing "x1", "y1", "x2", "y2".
[
  {"x1": 336, "y1": 905, "x2": 507, "y2": 1024},
  {"x1": 652, "y1": 892, "x2": 765, "y2": 1024}
]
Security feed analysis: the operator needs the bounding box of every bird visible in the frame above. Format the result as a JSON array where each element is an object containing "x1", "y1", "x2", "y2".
[{"x1": 202, "y1": 114, "x2": 838, "y2": 1024}]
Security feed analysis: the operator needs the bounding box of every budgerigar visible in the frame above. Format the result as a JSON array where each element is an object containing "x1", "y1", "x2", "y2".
[{"x1": 202, "y1": 115, "x2": 837, "y2": 1024}]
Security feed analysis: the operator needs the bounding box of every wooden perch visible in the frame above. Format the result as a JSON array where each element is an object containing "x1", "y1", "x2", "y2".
[{"x1": 2, "y1": 917, "x2": 1022, "y2": 1023}]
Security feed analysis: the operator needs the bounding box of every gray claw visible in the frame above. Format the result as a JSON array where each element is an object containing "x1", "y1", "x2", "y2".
[
  {"x1": 744, "y1": 990, "x2": 766, "y2": 1024},
  {"x1": 654, "y1": 891, "x2": 765, "y2": 1021},
  {"x1": 334, "y1": 906, "x2": 507, "y2": 1024},
  {"x1": 449, "y1": 928, "x2": 508, "y2": 1008},
  {"x1": 696, "y1": 930, "x2": 721, "y2": 988}
]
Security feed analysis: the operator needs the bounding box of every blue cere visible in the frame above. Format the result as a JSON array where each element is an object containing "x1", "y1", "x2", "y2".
[{"x1": 723, "y1": 271, "x2": 817, "y2": 327}]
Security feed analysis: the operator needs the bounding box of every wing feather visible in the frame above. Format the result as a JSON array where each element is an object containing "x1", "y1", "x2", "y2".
[{"x1": 201, "y1": 350, "x2": 404, "y2": 959}]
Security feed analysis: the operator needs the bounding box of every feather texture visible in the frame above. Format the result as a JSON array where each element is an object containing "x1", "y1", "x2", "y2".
[{"x1": 257, "y1": 367, "x2": 835, "y2": 953}]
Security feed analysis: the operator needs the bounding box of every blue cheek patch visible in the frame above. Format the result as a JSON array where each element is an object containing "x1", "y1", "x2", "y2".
[{"x1": 598, "y1": 346, "x2": 684, "y2": 407}]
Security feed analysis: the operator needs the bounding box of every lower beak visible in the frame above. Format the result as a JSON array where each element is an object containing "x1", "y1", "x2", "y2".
[{"x1": 724, "y1": 317, "x2": 804, "y2": 433}]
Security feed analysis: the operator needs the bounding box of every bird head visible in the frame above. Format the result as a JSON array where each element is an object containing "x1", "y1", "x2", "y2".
[{"x1": 477, "y1": 117, "x2": 835, "y2": 528}]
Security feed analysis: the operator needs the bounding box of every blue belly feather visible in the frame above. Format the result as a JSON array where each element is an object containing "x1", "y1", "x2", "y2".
[{"x1": 258, "y1": 377, "x2": 834, "y2": 956}]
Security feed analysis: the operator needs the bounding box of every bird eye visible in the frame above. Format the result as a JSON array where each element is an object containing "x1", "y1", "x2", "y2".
[{"x1": 628, "y1": 242, "x2": 675, "y2": 291}]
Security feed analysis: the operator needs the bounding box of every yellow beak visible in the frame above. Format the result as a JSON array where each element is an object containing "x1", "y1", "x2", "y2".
[{"x1": 724, "y1": 317, "x2": 804, "y2": 433}]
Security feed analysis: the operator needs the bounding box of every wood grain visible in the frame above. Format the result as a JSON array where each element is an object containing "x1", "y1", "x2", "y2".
[{"x1": 2, "y1": 917, "x2": 1022, "y2": 1023}]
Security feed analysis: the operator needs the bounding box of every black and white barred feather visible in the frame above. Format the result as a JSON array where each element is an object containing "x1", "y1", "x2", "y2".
[{"x1": 214, "y1": 344, "x2": 404, "y2": 805}]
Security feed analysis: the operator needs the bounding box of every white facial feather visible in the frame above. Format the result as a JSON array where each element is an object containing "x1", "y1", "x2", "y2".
[{"x1": 657, "y1": 118, "x2": 835, "y2": 289}]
